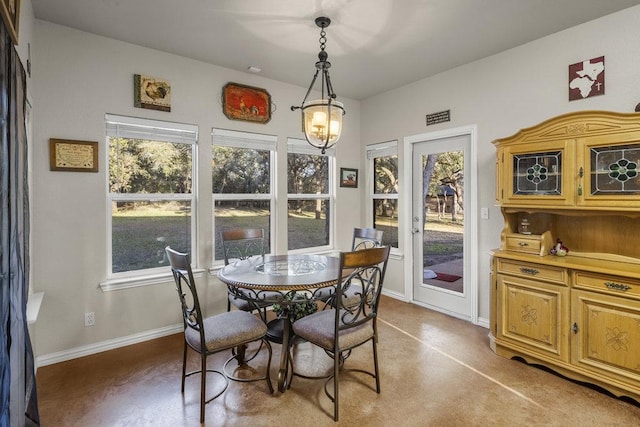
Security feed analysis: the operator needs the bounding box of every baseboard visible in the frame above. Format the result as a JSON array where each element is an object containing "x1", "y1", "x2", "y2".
[
  {"x1": 476, "y1": 316, "x2": 490, "y2": 329},
  {"x1": 36, "y1": 323, "x2": 183, "y2": 368},
  {"x1": 381, "y1": 288, "x2": 408, "y2": 302}
]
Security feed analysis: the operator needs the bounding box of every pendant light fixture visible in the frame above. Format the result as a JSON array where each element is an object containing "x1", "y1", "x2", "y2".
[{"x1": 291, "y1": 16, "x2": 345, "y2": 154}]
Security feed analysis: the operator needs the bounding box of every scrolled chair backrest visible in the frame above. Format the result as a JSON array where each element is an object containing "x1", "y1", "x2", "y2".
[
  {"x1": 221, "y1": 228, "x2": 265, "y2": 265},
  {"x1": 352, "y1": 227, "x2": 384, "y2": 251},
  {"x1": 335, "y1": 246, "x2": 390, "y2": 329},
  {"x1": 165, "y1": 246, "x2": 203, "y2": 335}
]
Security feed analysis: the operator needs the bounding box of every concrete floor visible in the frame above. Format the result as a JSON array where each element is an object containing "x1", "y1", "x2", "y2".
[{"x1": 37, "y1": 296, "x2": 640, "y2": 426}]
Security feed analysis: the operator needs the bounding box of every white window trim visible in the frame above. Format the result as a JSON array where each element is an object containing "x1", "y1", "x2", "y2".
[
  {"x1": 366, "y1": 140, "x2": 400, "y2": 253},
  {"x1": 105, "y1": 114, "x2": 198, "y2": 282}
]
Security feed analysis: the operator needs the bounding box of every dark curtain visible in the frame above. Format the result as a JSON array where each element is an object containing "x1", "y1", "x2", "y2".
[{"x1": 0, "y1": 18, "x2": 39, "y2": 427}]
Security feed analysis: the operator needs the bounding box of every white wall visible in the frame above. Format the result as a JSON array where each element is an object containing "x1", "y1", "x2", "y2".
[
  {"x1": 360, "y1": 5, "x2": 640, "y2": 323},
  {"x1": 30, "y1": 20, "x2": 362, "y2": 361}
]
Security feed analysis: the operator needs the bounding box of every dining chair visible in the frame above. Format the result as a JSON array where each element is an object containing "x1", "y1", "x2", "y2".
[
  {"x1": 221, "y1": 228, "x2": 274, "y2": 321},
  {"x1": 316, "y1": 227, "x2": 385, "y2": 303},
  {"x1": 352, "y1": 227, "x2": 384, "y2": 250},
  {"x1": 291, "y1": 245, "x2": 391, "y2": 421},
  {"x1": 165, "y1": 246, "x2": 273, "y2": 423}
]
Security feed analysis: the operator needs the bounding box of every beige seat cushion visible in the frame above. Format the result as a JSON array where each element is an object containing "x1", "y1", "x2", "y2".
[
  {"x1": 185, "y1": 310, "x2": 267, "y2": 352},
  {"x1": 292, "y1": 309, "x2": 373, "y2": 351}
]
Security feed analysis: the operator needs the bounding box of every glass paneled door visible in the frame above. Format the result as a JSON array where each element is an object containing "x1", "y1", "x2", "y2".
[{"x1": 410, "y1": 130, "x2": 476, "y2": 321}]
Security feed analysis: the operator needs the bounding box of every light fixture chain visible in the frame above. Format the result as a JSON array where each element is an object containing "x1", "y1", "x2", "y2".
[{"x1": 319, "y1": 29, "x2": 327, "y2": 52}]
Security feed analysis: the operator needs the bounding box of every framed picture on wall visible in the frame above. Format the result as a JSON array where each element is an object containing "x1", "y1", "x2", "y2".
[
  {"x1": 134, "y1": 74, "x2": 172, "y2": 112},
  {"x1": 340, "y1": 168, "x2": 358, "y2": 188},
  {"x1": 222, "y1": 82, "x2": 272, "y2": 123},
  {"x1": 0, "y1": 0, "x2": 20, "y2": 45},
  {"x1": 49, "y1": 139, "x2": 99, "y2": 172}
]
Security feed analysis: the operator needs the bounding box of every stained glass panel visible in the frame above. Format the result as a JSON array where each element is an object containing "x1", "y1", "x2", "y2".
[
  {"x1": 513, "y1": 151, "x2": 562, "y2": 195},
  {"x1": 590, "y1": 145, "x2": 640, "y2": 195}
]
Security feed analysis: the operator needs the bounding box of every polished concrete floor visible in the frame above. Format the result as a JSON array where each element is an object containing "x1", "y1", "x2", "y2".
[{"x1": 37, "y1": 296, "x2": 640, "y2": 426}]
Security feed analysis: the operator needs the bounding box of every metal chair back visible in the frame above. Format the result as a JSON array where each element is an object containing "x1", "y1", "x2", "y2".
[
  {"x1": 351, "y1": 227, "x2": 384, "y2": 251},
  {"x1": 221, "y1": 228, "x2": 265, "y2": 265}
]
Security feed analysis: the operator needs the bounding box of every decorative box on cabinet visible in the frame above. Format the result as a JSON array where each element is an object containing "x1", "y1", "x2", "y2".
[{"x1": 490, "y1": 111, "x2": 640, "y2": 403}]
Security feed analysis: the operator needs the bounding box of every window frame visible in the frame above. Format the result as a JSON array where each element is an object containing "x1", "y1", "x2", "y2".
[
  {"x1": 211, "y1": 128, "x2": 277, "y2": 265},
  {"x1": 286, "y1": 138, "x2": 335, "y2": 253},
  {"x1": 366, "y1": 140, "x2": 399, "y2": 250},
  {"x1": 105, "y1": 114, "x2": 198, "y2": 279}
]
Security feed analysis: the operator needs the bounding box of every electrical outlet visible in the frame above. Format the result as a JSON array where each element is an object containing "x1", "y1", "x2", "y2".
[{"x1": 85, "y1": 312, "x2": 95, "y2": 327}]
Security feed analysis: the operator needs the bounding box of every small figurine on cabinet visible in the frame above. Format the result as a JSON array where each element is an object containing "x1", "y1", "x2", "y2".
[{"x1": 550, "y1": 238, "x2": 569, "y2": 256}]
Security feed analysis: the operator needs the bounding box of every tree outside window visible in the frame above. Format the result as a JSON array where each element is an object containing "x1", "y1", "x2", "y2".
[
  {"x1": 107, "y1": 115, "x2": 196, "y2": 275},
  {"x1": 368, "y1": 142, "x2": 398, "y2": 248},
  {"x1": 212, "y1": 129, "x2": 275, "y2": 261},
  {"x1": 287, "y1": 139, "x2": 333, "y2": 251}
]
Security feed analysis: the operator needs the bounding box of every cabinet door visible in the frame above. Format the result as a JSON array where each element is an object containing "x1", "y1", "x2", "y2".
[
  {"x1": 496, "y1": 273, "x2": 570, "y2": 361},
  {"x1": 500, "y1": 140, "x2": 574, "y2": 207},
  {"x1": 571, "y1": 290, "x2": 640, "y2": 383},
  {"x1": 577, "y1": 138, "x2": 640, "y2": 207}
]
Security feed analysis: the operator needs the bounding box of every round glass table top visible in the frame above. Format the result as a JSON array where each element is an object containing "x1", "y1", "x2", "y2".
[
  {"x1": 217, "y1": 254, "x2": 339, "y2": 290},
  {"x1": 255, "y1": 257, "x2": 326, "y2": 276}
]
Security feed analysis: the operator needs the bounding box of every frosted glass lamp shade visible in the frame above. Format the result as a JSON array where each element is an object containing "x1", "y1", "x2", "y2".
[{"x1": 302, "y1": 99, "x2": 345, "y2": 151}]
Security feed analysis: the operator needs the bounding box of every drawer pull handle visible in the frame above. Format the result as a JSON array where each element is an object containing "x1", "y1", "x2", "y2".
[
  {"x1": 572, "y1": 323, "x2": 579, "y2": 334},
  {"x1": 518, "y1": 242, "x2": 529, "y2": 247},
  {"x1": 520, "y1": 267, "x2": 539, "y2": 275},
  {"x1": 604, "y1": 282, "x2": 631, "y2": 292}
]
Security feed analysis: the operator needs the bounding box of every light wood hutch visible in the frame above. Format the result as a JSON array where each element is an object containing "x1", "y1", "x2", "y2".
[{"x1": 490, "y1": 110, "x2": 640, "y2": 402}]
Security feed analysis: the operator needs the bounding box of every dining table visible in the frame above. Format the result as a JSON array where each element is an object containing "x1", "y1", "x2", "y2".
[{"x1": 217, "y1": 253, "x2": 340, "y2": 392}]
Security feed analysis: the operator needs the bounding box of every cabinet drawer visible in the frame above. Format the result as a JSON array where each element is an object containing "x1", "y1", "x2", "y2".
[
  {"x1": 505, "y1": 234, "x2": 541, "y2": 255},
  {"x1": 573, "y1": 271, "x2": 640, "y2": 300},
  {"x1": 496, "y1": 259, "x2": 568, "y2": 285}
]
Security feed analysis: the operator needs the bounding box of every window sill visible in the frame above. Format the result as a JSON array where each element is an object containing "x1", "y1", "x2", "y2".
[
  {"x1": 27, "y1": 292, "x2": 45, "y2": 324},
  {"x1": 99, "y1": 268, "x2": 205, "y2": 291}
]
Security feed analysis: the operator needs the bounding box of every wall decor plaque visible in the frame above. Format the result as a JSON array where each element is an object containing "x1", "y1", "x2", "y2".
[
  {"x1": 222, "y1": 82, "x2": 271, "y2": 123},
  {"x1": 134, "y1": 74, "x2": 171, "y2": 112},
  {"x1": 569, "y1": 56, "x2": 605, "y2": 101},
  {"x1": 340, "y1": 167, "x2": 358, "y2": 188},
  {"x1": 49, "y1": 139, "x2": 99, "y2": 172}
]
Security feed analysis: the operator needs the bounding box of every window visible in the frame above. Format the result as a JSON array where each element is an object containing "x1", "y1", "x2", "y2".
[
  {"x1": 212, "y1": 129, "x2": 276, "y2": 261},
  {"x1": 287, "y1": 138, "x2": 334, "y2": 251},
  {"x1": 106, "y1": 114, "x2": 197, "y2": 276},
  {"x1": 367, "y1": 141, "x2": 399, "y2": 248}
]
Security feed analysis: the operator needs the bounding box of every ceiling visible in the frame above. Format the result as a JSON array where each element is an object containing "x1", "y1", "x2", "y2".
[{"x1": 31, "y1": 0, "x2": 640, "y2": 100}]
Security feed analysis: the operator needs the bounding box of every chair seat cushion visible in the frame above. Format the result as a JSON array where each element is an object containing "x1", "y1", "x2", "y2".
[
  {"x1": 185, "y1": 311, "x2": 267, "y2": 352},
  {"x1": 292, "y1": 309, "x2": 373, "y2": 351}
]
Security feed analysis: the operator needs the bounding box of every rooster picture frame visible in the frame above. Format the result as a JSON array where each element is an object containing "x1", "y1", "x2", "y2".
[
  {"x1": 134, "y1": 74, "x2": 171, "y2": 112},
  {"x1": 222, "y1": 82, "x2": 271, "y2": 123}
]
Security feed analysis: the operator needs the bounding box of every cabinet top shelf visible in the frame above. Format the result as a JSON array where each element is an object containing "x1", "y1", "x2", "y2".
[{"x1": 493, "y1": 110, "x2": 640, "y2": 147}]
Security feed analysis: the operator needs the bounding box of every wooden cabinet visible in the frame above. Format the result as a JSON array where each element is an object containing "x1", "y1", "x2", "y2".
[
  {"x1": 496, "y1": 259, "x2": 569, "y2": 361},
  {"x1": 498, "y1": 139, "x2": 574, "y2": 207},
  {"x1": 490, "y1": 111, "x2": 640, "y2": 403},
  {"x1": 576, "y1": 138, "x2": 640, "y2": 207}
]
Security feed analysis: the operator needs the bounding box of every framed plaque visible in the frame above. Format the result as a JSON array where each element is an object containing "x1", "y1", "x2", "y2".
[
  {"x1": 49, "y1": 139, "x2": 99, "y2": 172},
  {"x1": 222, "y1": 82, "x2": 271, "y2": 123}
]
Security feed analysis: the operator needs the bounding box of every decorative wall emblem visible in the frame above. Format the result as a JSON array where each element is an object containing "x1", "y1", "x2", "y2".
[{"x1": 569, "y1": 56, "x2": 605, "y2": 101}]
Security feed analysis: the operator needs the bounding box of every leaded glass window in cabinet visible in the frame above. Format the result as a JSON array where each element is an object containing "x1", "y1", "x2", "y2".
[
  {"x1": 589, "y1": 144, "x2": 640, "y2": 195},
  {"x1": 513, "y1": 151, "x2": 562, "y2": 195}
]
